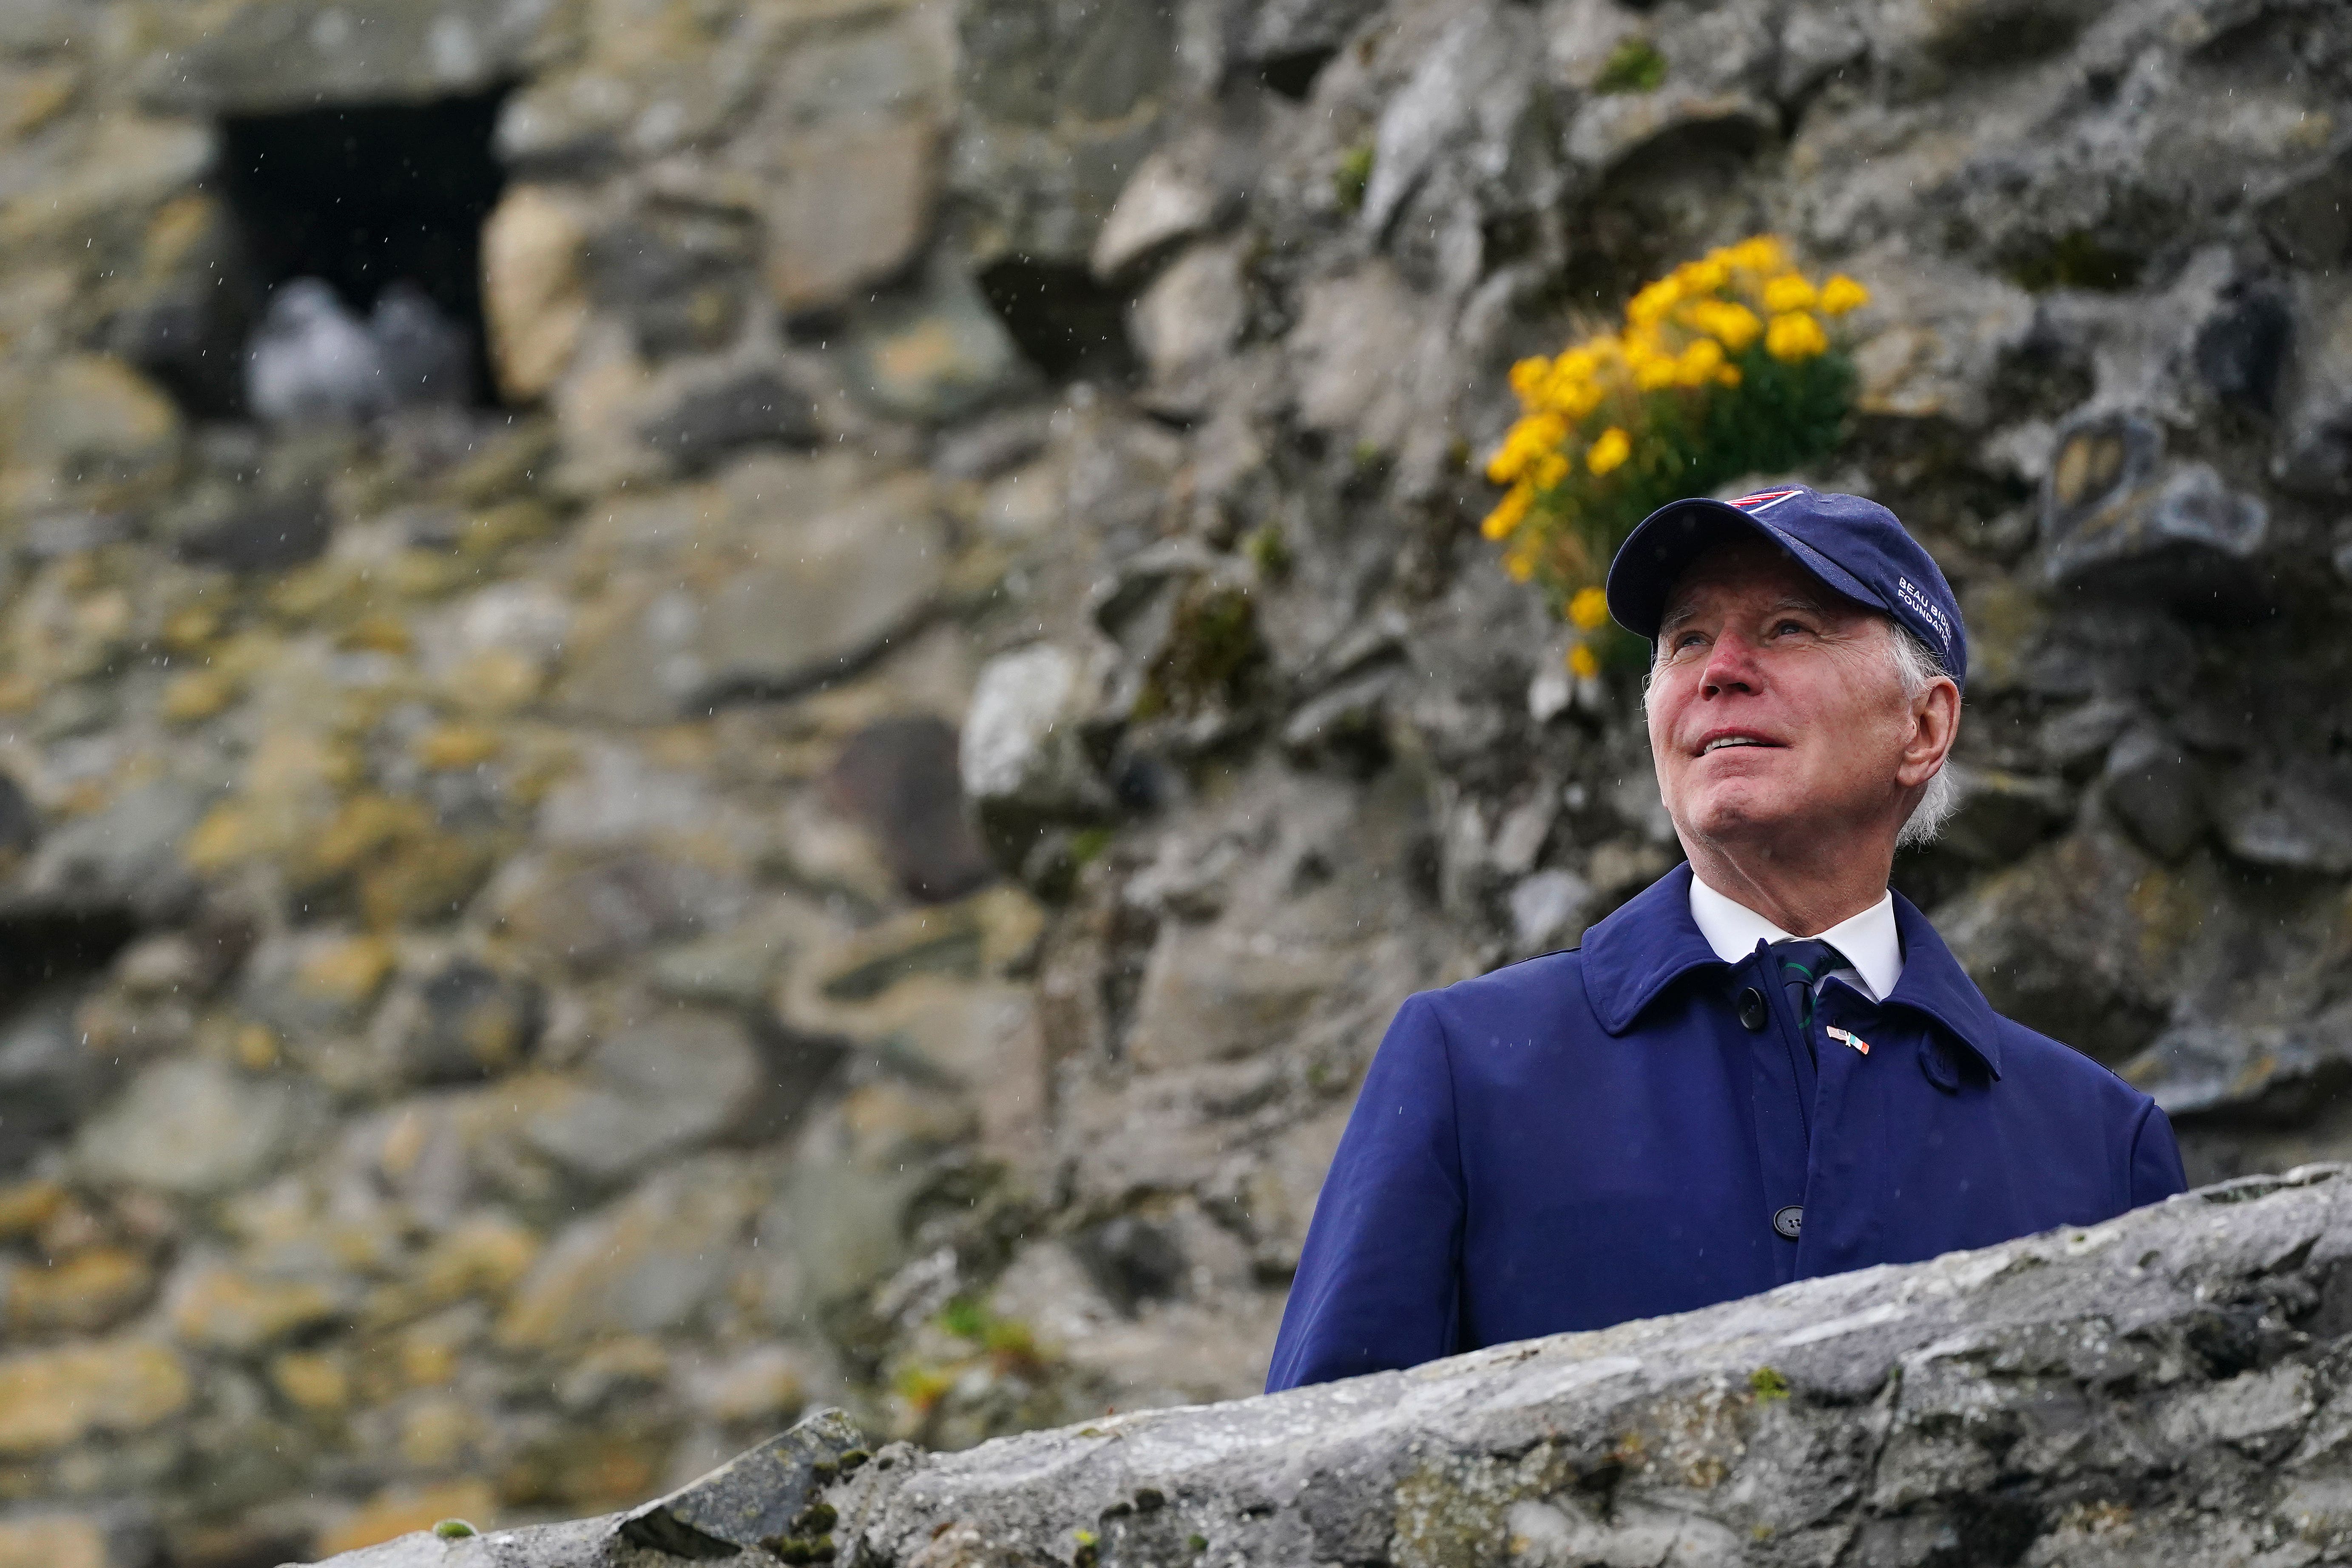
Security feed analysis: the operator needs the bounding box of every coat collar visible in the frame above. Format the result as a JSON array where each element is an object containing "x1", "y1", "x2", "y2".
[{"x1": 1581, "y1": 864, "x2": 2005, "y2": 1078}]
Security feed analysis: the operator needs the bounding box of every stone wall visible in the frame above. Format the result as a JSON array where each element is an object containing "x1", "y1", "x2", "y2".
[
  {"x1": 317, "y1": 1165, "x2": 2352, "y2": 1567},
  {"x1": 0, "y1": 0, "x2": 2346, "y2": 1560}
]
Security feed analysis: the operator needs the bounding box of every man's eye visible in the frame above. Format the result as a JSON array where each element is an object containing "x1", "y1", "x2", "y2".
[{"x1": 1773, "y1": 619, "x2": 1809, "y2": 637}]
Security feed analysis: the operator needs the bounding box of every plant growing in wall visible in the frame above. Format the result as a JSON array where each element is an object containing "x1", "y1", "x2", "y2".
[{"x1": 1482, "y1": 236, "x2": 1871, "y2": 676}]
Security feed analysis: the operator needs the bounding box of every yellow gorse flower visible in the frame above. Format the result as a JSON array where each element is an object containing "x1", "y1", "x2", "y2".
[
  {"x1": 1476, "y1": 237, "x2": 1865, "y2": 669},
  {"x1": 1762, "y1": 274, "x2": 1816, "y2": 314},
  {"x1": 1818, "y1": 274, "x2": 1870, "y2": 315},
  {"x1": 1585, "y1": 427, "x2": 1631, "y2": 475},
  {"x1": 1567, "y1": 643, "x2": 1602, "y2": 679},
  {"x1": 1764, "y1": 311, "x2": 1829, "y2": 362}
]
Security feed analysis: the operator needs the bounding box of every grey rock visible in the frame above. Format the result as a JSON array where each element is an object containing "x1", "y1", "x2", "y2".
[
  {"x1": 1934, "y1": 828, "x2": 2173, "y2": 1064},
  {"x1": 692, "y1": 499, "x2": 946, "y2": 706},
  {"x1": 2104, "y1": 729, "x2": 2204, "y2": 863},
  {"x1": 0, "y1": 983, "x2": 124, "y2": 1175},
  {"x1": 822, "y1": 718, "x2": 996, "y2": 905},
  {"x1": 2276, "y1": 279, "x2": 2352, "y2": 500},
  {"x1": 617, "y1": 1406, "x2": 866, "y2": 1558},
  {"x1": 638, "y1": 369, "x2": 820, "y2": 476},
  {"x1": 1241, "y1": 0, "x2": 1384, "y2": 78},
  {"x1": 491, "y1": 851, "x2": 729, "y2": 973},
  {"x1": 372, "y1": 958, "x2": 545, "y2": 1083},
  {"x1": 6, "y1": 780, "x2": 210, "y2": 923},
  {"x1": 1507, "y1": 869, "x2": 1591, "y2": 956},
  {"x1": 2120, "y1": 1018, "x2": 2325, "y2": 1122},
  {"x1": 2044, "y1": 452, "x2": 2269, "y2": 607},
  {"x1": 960, "y1": 644, "x2": 1116, "y2": 856},
  {"x1": 499, "y1": 1156, "x2": 769, "y2": 1347},
  {"x1": 522, "y1": 1014, "x2": 761, "y2": 1185},
  {"x1": 2193, "y1": 279, "x2": 2292, "y2": 414},
  {"x1": 1280, "y1": 670, "x2": 1397, "y2": 775},
  {"x1": 2213, "y1": 759, "x2": 2352, "y2": 876},
  {"x1": 139, "y1": 0, "x2": 565, "y2": 116},
  {"x1": 1128, "y1": 239, "x2": 1247, "y2": 415},
  {"x1": 1359, "y1": 4, "x2": 1537, "y2": 238},
  {"x1": 585, "y1": 213, "x2": 757, "y2": 359},
  {"x1": 169, "y1": 490, "x2": 333, "y2": 573},
  {"x1": 845, "y1": 263, "x2": 1027, "y2": 423},
  {"x1": 1090, "y1": 147, "x2": 1227, "y2": 282},
  {"x1": 74, "y1": 1057, "x2": 316, "y2": 1196},
  {"x1": 309, "y1": 1169, "x2": 2352, "y2": 1568},
  {"x1": 954, "y1": 0, "x2": 1178, "y2": 261},
  {"x1": 1929, "y1": 767, "x2": 2072, "y2": 866}
]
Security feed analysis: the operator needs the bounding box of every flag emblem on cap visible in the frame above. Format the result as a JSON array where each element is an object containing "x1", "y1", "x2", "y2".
[{"x1": 1727, "y1": 489, "x2": 1802, "y2": 514}]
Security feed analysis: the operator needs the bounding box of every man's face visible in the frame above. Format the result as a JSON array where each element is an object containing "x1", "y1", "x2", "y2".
[{"x1": 1645, "y1": 535, "x2": 1937, "y2": 857}]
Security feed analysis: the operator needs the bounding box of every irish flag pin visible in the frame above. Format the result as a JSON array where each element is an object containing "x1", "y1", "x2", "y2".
[{"x1": 1826, "y1": 1026, "x2": 1870, "y2": 1056}]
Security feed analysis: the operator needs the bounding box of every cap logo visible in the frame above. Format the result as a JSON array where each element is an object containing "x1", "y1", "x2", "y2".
[
  {"x1": 1727, "y1": 489, "x2": 1802, "y2": 514},
  {"x1": 1895, "y1": 575, "x2": 1952, "y2": 649}
]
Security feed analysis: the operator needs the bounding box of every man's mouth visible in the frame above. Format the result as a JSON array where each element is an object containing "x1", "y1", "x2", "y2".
[{"x1": 1699, "y1": 736, "x2": 1779, "y2": 754}]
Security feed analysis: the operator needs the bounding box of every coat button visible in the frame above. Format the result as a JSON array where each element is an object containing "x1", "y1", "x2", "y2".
[
  {"x1": 1738, "y1": 987, "x2": 1768, "y2": 1031},
  {"x1": 1773, "y1": 1205, "x2": 1803, "y2": 1240}
]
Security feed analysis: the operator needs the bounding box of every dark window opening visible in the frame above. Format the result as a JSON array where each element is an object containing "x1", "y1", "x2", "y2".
[
  {"x1": 1257, "y1": 48, "x2": 1338, "y2": 100},
  {"x1": 214, "y1": 85, "x2": 512, "y2": 416},
  {"x1": 976, "y1": 260, "x2": 1139, "y2": 385}
]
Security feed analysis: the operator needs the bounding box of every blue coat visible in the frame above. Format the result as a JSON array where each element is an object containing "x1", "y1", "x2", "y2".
[{"x1": 1266, "y1": 864, "x2": 2186, "y2": 1392}]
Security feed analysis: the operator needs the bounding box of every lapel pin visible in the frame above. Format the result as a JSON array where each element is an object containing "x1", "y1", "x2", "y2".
[{"x1": 1826, "y1": 1025, "x2": 1870, "y2": 1056}]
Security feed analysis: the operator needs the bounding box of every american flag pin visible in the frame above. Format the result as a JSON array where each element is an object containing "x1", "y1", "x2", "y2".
[{"x1": 1826, "y1": 1026, "x2": 1870, "y2": 1056}]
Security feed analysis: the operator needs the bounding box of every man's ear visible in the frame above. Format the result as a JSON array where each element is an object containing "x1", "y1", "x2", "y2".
[{"x1": 1897, "y1": 676, "x2": 1961, "y2": 787}]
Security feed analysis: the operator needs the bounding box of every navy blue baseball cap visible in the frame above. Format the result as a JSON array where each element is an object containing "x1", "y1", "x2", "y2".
[{"x1": 1603, "y1": 485, "x2": 1968, "y2": 687}]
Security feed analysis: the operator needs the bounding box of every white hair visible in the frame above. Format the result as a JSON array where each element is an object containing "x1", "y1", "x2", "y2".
[
  {"x1": 1887, "y1": 622, "x2": 1958, "y2": 850},
  {"x1": 1641, "y1": 614, "x2": 1960, "y2": 849}
]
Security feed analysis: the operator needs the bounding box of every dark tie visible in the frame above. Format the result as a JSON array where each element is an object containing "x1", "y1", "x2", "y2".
[{"x1": 1770, "y1": 937, "x2": 1849, "y2": 1063}]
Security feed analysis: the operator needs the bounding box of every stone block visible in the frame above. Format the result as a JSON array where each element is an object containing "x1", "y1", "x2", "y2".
[
  {"x1": 0, "y1": 987, "x2": 125, "y2": 1179},
  {"x1": 518, "y1": 1014, "x2": 760, "y2": 1185},
  {"x1": 0, "y1": 355, "x2": 182, "y2": 520},
  {"x1": 1091, "y1": 146, "x2": 1224, "y2": 282},
  {"x1": 0, "y1": 1338, "x2": 190, "y2": 1456},
  {"x1": 958, "y1": 643, "x2": 1116, "y2": 855},
  {"x1": 845, "y1": 262, "x2": 1025, "y2": 423},
  {"x1": 638, "y1": 368, "x2": 821, "y2": 475},
  {"x1": 616, "y1": 1406, "x2": 867, "y2": 1558},
  {"x1": 487, "y1": 851, "x2": 735, "y2": 973},
  {"x1": 4, "y1": 1247, "x2": 153, "y2": 1335},
  {"x1": 74, "y1": 1058, "x2": 315, "y2": 1198},
  {"x1": 2042, "y1": 457, "x2": 2270, "y2": 609},
  {"x1": 136, "y1": 0, "x2": 564, "y2": 116},
  {"x1": 372, "y1": 957, "x2": 545, "y2": 1084},
  {"x1": 482, "y1": 187, "x2": 591, "y2": 403},
  {"x1": 822, "y1": 716, "x2": 995, "y2": 904},
  {"x1": 2102, "y1": 730, "x2": 2203, "y2": 864},
  {"x1": 497, "y1": 1157, "x2": 765, "y2": 1349},
  {"x1": 558, "y1": 482, "x2": 948, "y2": 717},
  {"x1": 1129, "y1": 239, "x2": 1246, "y2": 415},
  {"x1": 2213, "y1": 759, "x2": 2352, "y2": 876},
  {"x1": 764, "y1": 121, "x2": 940, "y2": 314},
  {"x1": 0, "y1": 1514, "x2": 110, "y2": 1568},
  {"x1": 166, "y1": 1261, "x2": 349, "y2": 1352},
  {"x1": 305, "y1": 1169, "x2": 2352, "y2": 1568}
]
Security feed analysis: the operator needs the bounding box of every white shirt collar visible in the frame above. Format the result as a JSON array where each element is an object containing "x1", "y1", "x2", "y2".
[{"x1": 1687, "y1": 874, "x2": 1904, "y2": 1003}]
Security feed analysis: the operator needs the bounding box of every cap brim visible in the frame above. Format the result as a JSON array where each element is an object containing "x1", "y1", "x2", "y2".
[{"x1": 1603, "y1": 497, "x2": 1889, "y2": 637}]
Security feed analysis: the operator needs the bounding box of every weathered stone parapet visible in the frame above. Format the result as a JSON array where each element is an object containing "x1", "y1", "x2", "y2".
[{"x1": 310, "y1": 1167, "x2": 2352, "y2": 1568}]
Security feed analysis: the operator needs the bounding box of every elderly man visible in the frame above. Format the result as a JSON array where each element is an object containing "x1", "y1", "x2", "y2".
[{"x1": 1266, "y1": 486, "x2": 2184, "y2": 1392}]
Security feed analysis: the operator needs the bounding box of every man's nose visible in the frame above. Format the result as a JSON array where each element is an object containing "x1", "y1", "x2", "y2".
[{"x1": 1699, "y1": 634, "x2": 1761, "y2": 696}]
